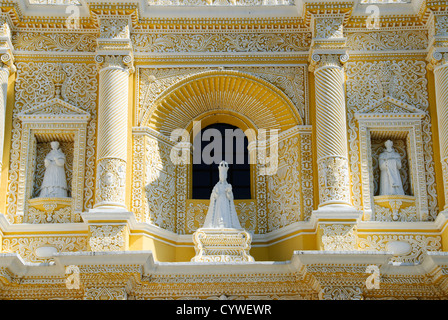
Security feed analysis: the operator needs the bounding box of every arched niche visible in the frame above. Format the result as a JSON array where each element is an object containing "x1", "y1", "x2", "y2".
[
  {"x1": 139, "y1": 69, "x2": 303, "y2": 136},
  {"x1": 132, "y1": 69, "x2": 311, "y2": 235}
]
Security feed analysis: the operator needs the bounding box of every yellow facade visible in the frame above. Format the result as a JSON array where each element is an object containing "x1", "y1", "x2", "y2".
[{"x1": 1, "y1": 0, "x2": 448, "y2": 301}]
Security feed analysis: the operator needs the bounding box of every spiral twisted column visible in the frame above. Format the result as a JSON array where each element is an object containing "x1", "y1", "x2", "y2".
[
  {"x1": 432, "y1": 53, "x2": 448, "y2": 209},
  {"x1": 94, "y1": 54, "x2": 132, "y2": 210},
  {"x1": 311, "y1": 53, "x2": 353, "y2": 209}
]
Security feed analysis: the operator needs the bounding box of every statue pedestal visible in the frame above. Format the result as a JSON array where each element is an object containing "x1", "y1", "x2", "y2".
[
  {"x1": 27, "y1": 197, "x2": 74, "y2": 223},
  {"x1": 191, "y1": 228, "x2": 254, "y2": 263},
  {"x1": 374, "y1": 195, "x2": 417, "y2": 221}
]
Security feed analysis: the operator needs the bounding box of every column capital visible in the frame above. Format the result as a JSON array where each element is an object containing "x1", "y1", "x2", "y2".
[
  {"x1": 427, "y1": 48, "x2": 448, "y2": 71},
  {"x1": 94, "y1": 53, "x2": 135, "y2": 74},
  {"x1": 309, "y1": 50, "x2": 349, "y2": 72},
  {"x1": 308, "y1": 12, "x2": 349, "y2": 72},
  {"x1": 95, "y1": 16, "x2": 134, "y2": 74},
  {"x1": 426, "y1": 11, "x2": 448, "y2": 71},
  {"x1": 0, "y1": 53, "x2": 15, "y2": 74},
  {"x1": 0, "y1": 17, "x2": 15, "y2": 74}
]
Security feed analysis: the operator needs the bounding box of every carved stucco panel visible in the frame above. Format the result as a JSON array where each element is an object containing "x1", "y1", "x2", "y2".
[
  {"x1": 6, "y1": 62, "x2": 98, "y2": 223},
  {"x1": 345, "y1": 59, "x2": 438, "y2": 220}
]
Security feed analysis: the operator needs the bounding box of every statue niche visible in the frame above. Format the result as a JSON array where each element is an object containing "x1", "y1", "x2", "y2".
[
  {"x1": 39, "y1": 141, "x2": 69, "y2": 198},
  {"x1": 378, "y1": 140, "x2": 405, "y2": 196},
  {"x1": 202, "y1": 161, "x2": 242, "y2": 229},
  {"x1": 26, "y1": 140, "x2": 74, "y2": 224},
  {"x1": 372, "y1": 138, "x2": 417, "y2": 222},
  {"x1": 372, "y1": 138, "x2": 410, "y2": 197},
  {"x1": 191, "y1": 161, "x2": 254, "y2": 262}
]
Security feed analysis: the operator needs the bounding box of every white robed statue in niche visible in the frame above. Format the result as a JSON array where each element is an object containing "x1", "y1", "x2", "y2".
[
  {"x1": 39, "y1": 141, "x2": 68, "y2": 198},
  {"x1": 379, "y1": 140, "x2": 405, "y2": 196},
  {"x1": 203, "y1": 161, "x2": 242, "y2": 229}
]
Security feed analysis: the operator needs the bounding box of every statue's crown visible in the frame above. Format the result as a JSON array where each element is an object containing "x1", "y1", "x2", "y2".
[{"x1": 218, "y1": 160, "x2": 229, "y2": 169}]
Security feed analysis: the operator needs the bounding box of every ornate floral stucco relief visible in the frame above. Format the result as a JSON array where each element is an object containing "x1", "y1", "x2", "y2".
[{"x1": 6, "y1": 62, "x2": 98, "y2": 223}]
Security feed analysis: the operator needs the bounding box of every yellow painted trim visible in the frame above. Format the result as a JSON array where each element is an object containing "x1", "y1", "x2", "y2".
[
  {"x1": 128, "y1": 227, "x2": 318, "y2": 261},
  {"x1": 308, "y1": 71, "x2": 319, "y2": 211},
  {"x1": 427, "y1": 70, "x2": 445, "y2": 211},
  {"x1": 2, "y1": 230, "x2": 87, "y2": 236}
]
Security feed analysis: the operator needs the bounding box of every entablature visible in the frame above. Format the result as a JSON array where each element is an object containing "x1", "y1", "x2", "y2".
[{"x1": 0, "y1": 0, "x2": 439, "y2": 32}]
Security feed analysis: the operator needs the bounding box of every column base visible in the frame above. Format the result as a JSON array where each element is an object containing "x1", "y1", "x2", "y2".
[
  {"x1": 82, "y1": 211, "x2": 134, "y2": 252},
  {"x1": 311, "y1": 207, "x2": 362, "y2": 252},
  {"x1": 89, "y1": 206, "x2": 128, "y2": 214},
  {"x1": 313, "y1": 204, "x2": 361, "y2": 216}
]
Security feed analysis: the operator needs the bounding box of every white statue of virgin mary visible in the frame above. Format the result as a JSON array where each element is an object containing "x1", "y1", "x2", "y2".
[
  {"x1": 379, "y1": 140, "x2": 405, "y2": 196},
  {"x1": 39, "y1": 141, "x2": 68, "y2": 198},
  {"x1": 202, "y1": 161, "x2": 242, "y2": 229}
]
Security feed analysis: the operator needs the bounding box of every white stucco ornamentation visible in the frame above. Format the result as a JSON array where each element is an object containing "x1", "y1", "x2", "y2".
[
  {"x1": 2, "y1": 0, "x2": 448, "y2": 301},
  {"x1": 88, "y1": 225, "x2": 127, "y2": 252},
  {"x1": 354, "y1": 95, "x2": 429, "y2": 221},
  {"x1": 319, "y1": 224, "x2": 358, "y2": 251},
  {"x1": 432, "y1": 55, "x2": 448, "y2": 210}
]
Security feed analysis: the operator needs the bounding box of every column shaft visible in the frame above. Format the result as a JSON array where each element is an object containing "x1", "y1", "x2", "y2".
[
  {"x1": 94, "y1": 61, "x2": 129, "y2": 210},
  {"x1": 313, "y1": 57, "x2": 351, "y2": 209}
]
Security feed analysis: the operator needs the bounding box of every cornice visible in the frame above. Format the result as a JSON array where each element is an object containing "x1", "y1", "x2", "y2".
[
  {"x1": 133, "y1": 52, "x2": 309, "y2": 66},
  {"x1": 0, "y1": 0, "x2": 441, "y2": 32},
  {"x1": 348, "y1": 50, "x2": 428, "y2": 59}
]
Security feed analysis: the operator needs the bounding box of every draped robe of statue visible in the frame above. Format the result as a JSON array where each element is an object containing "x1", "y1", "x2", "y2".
[
  {"x1": 379, "y1": 140, "x2": 405, "y2": 196},
  {"x1": 203, "y1": 161, "x2": 242, "y2": 229},
  {"x1": 39, "y1": 141, "x2": 68, "y2": 198}
]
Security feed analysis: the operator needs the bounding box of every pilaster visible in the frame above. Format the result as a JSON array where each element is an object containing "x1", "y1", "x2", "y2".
[
  {"x1": 427, "y1": 7, "x2": 448, "y2": 211},
  {"x1": 82, "y1": 211, "x2": 133, "y2": 252}
]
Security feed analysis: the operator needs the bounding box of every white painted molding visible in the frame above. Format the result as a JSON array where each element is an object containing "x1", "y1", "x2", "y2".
[
  {"x1": 6, "y1": 0, "x2": 424, "y2": 20},
  {"x1": 2, "y1": 210, "x2": 447, "y2": 247},
  {"x1": 1, "y1": 244, "x2": 447, "y2": 281}
]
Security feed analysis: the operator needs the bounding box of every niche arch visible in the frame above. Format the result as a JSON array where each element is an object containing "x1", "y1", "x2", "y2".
[{"x1": 140, "y1": 69, "x2": 303, "y2": 136}]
